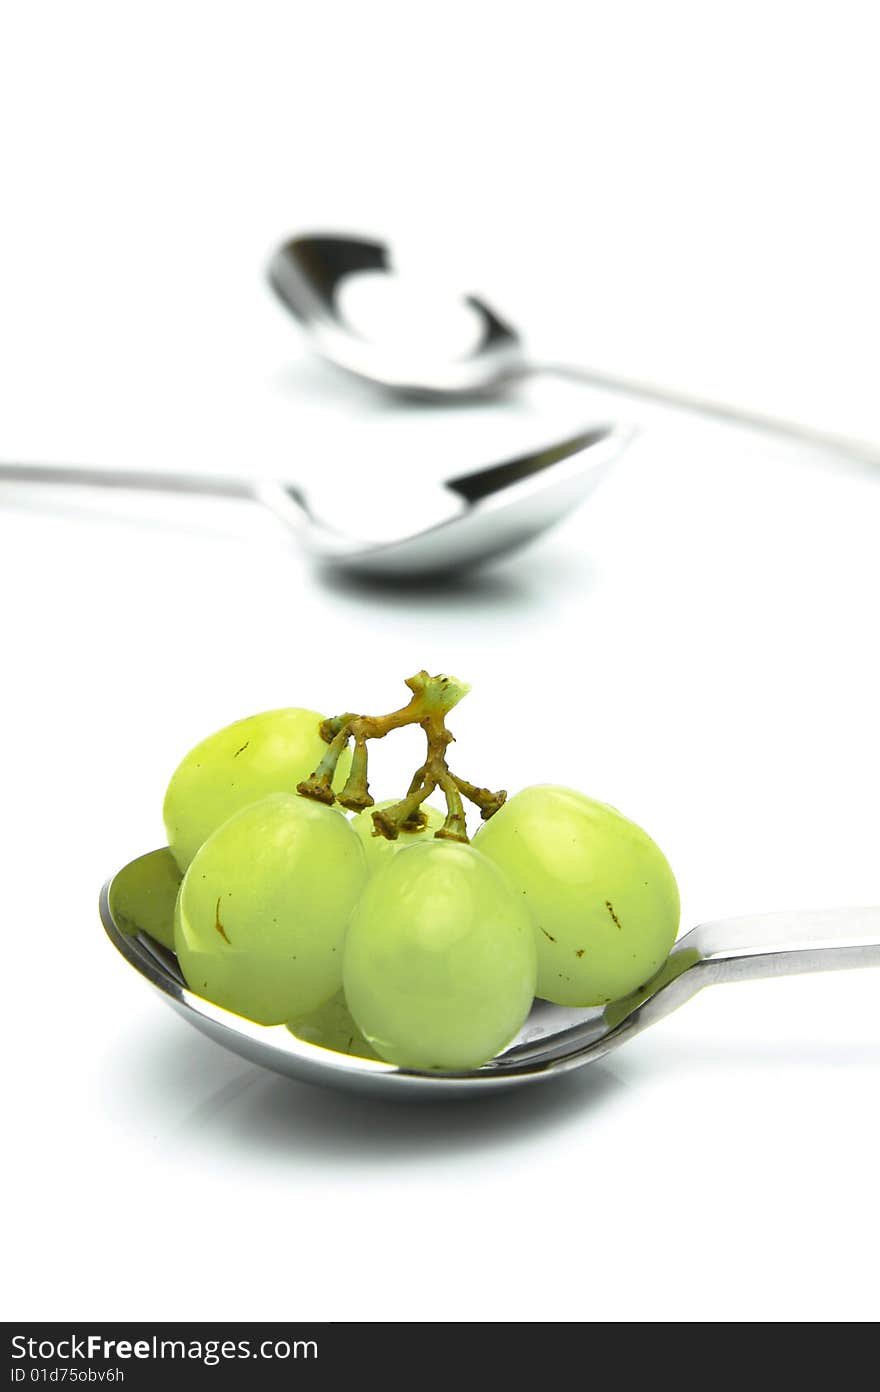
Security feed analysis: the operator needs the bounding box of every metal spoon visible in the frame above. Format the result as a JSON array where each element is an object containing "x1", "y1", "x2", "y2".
[
  {"x1": 101, "y1": 847, "x2": 880, "y2": 1100},
  {"x1": 269, "y1": 232, "x2": 880, "y2": 467},
  {"x1": 0, "y1": 422, "x2": 627, "y2": 579}
]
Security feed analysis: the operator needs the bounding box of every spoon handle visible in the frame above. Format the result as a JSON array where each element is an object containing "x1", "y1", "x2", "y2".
[
  {"x1": 0, "y1": 460, "x2": 255, "y2": 500},
  {"x1": 535, "y1": 362, "x2": 880, "y2": 468},
  {"x1": 684, "y1": 906, "x2": 880, "y2": 986}
]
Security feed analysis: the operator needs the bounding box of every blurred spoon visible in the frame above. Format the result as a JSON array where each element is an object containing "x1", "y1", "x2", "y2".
[
  {"x1": 269, "y1": 232, "x2": 880, "y2": 467},
  {"x1": 0, "y1": 423, "x2": 628, "y2": 578}
]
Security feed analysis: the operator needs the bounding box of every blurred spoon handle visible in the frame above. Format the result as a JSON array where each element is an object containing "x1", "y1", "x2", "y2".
[
  {"x1": 0, "y1": 460, "x2": 255, "y2": 500},
  {"x1": 538, "y1": 362, "x2": 880, "y2": 467}
]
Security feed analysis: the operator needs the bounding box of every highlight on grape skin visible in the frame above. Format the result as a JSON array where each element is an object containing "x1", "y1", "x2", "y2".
[{"x1": 152, "y1": 673, "x2": 681, "y2": 1071}]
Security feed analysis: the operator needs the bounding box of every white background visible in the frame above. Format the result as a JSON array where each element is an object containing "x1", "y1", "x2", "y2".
[{"x1": 2, "y1": 1, "x2": 879, "y2": 1324}]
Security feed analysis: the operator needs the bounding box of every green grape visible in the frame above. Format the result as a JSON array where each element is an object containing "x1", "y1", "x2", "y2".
[
  {"x1": 174, "y1": 792, "x2": 367, "y2": 1024},
  {"x1": 287, "y1": 991, "x2": 381, "y2": 1061},
  {"x1": 343, "y1": 841, "x2": 537, "y2": 1071},
  {"x1": 109, "y1": 847, "x2": 182, "y2": 950},
  {"x1": 474, "y1": 785, "x2": 679, "y2": 1007},
  {"x1": 163, "y1": 707, "x2": 351, "y2": 872},
  {"x1": 349, "y1": 800, "x2": 446, "y2": 871}
]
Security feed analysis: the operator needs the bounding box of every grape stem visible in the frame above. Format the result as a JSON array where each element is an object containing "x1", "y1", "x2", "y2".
[{"x1": 296, "y1": 671, "x2": 506, "y2": 843}]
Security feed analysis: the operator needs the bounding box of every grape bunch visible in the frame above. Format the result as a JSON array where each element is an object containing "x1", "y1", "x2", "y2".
[{"x1": 162, "y1": 672, "x2": 680, "y2": 1071}]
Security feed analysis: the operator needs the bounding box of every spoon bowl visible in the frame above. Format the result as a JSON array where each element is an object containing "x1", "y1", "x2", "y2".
[
  {"x1": 268, "y1": 233, "x2": 526, "y2": 398},
  {"x1": 101, "y1": 848, "x2": 880, "y2": 1100},
  {"x1": 257, "y1": 423, "x2": 628, "y2": 578}
]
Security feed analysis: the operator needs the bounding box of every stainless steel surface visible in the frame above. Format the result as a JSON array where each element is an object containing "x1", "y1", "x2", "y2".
[
  {"x1": 269, "y1": 232, "x2": 880, "y2": 467},
  {"x1": 257, "y1": 424, "x2": 628, "y2": 577},
  {"x1": 267, "y1": 232, "x2": 525, "y2": 397},
  {"x1": 100, "y1": 854, "x2": 880, "y2": 1100},
  {"x1": 1, "y1": 426, "x2": 629, "y2": 579}
]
